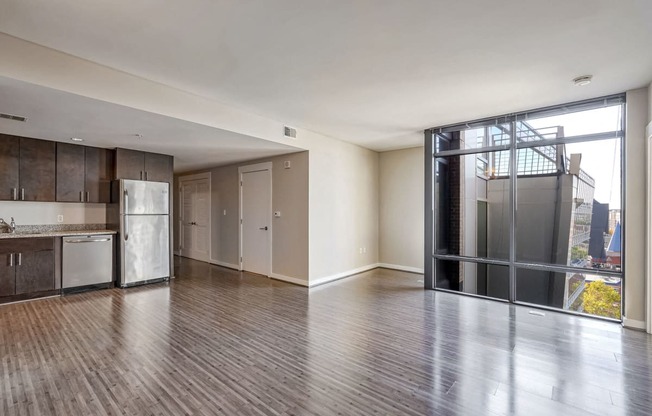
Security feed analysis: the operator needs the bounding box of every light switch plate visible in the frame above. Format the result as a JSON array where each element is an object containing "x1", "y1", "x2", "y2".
[{"x1": 274, "y1": 211, "x2": 281, "y2": 218}]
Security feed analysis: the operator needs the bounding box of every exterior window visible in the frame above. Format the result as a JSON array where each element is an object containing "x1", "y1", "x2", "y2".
[{"x1": 425, "y1": 95, "x2": 624, "y2": 321}]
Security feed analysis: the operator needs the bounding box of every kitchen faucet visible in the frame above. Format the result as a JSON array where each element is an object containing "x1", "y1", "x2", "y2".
[{"x1": 0, "y1": 217, "x2": 16, "y2": 233}]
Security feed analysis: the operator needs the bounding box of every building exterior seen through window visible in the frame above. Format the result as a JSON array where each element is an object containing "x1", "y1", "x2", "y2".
[{"x1": 426, "y1": 96, "x2": 624, "y2": 320}]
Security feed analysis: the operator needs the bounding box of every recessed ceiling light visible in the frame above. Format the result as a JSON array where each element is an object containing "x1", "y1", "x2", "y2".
[
  {"x1": 70, "y1": 137, "x2": 83, "y2": 142},
  {"x1": 573, "y1": 75, "x2": 593, "y2": 86}
]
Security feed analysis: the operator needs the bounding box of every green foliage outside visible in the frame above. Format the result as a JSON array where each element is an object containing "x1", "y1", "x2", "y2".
[
  {"x1": 583, "y1": 281, "x2": 621, "y2": 319},
  {"x1": 571, "y1": 246, "x2": 588, "y2": 261}
]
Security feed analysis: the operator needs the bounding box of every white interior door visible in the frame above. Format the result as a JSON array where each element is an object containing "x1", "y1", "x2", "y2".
[
  {"x1": 241, "y1": 168, "x2": 271, "y2": 276},
  {"x1": 180, "y1": 177, "x2": 210, "y2": 262}
]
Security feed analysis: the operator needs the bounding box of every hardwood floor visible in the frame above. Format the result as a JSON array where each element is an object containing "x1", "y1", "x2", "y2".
[{"x1": 1, "y1": 257, "x2": 651, "y2": 415}]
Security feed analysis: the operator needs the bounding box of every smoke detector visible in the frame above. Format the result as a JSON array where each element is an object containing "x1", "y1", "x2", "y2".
[{"x1": 573, "y1": 75, "x2": 592, "y2": 86}]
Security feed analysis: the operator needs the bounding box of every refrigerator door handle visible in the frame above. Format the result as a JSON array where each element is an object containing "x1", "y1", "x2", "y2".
[{"x1": 124, "y1": 189, "x2": 129, "y2": 241}]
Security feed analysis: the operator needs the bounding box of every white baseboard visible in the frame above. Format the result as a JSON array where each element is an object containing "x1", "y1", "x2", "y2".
[
  {"x1": 309, "y1": 263, "x2": 379, "y2": 287},
  {"x1": 377, "y1": 263, "x2": 424, "y2": 274},
  {"x1": 210, "y1": 259, "x2": 240, "y2": 271},
  {"x1": 270, "y1": 273, "x2": 309, "y2": 287},
  {"x1": 622, "y1": 317, "x2": 646, "y2": 330}
]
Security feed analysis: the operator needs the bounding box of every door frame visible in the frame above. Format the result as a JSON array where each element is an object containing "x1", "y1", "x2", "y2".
[
  {"x1": 238, "y1": 162, "x2": 273, "y2": 276},
  {"x1": 647, "y1": 133, "x2": 652, "y2": 334},
  {"x1": 178, "y1": 172, "x2": 212, "y2": 262}
]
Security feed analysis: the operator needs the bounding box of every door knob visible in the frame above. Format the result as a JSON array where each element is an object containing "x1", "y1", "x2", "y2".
[{"x1": 259, "y1": 226, "x2": 268, "y2": 230}]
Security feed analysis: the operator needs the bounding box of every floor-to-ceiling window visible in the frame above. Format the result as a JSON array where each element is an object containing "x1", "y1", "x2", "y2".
[{"x1": 424, "y1": 95, "x2": 625, "y2": 320}]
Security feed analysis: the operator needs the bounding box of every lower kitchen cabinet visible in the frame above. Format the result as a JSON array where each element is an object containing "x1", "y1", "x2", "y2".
[
  {"x1": 0, "y1": 238, "x2": 55, "y2": 302},
  {"x1": 0, "y1": 254, "x2": 15, "y2": 297}
]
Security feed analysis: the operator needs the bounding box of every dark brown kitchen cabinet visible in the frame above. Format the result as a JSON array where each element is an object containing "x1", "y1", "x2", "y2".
[
  {"x1": 85, "y1": 146, "x2": 114, "y2": 203},
  {"x1": 57, "y1": 144, "x2": 115, "y2": 203},
  {"x1": 56, "y1": 143, "x2": 86, "y2": 202},
  {"x1": 144, "y1": 152, "x2": 173, "y2": 183},
  {"x1": 0, "y1": 253, "x2": 15, "y2": 297},
  {"x1": 19, "y1": 138, "x2": 56, "y2": 201},
  {"x1": 15, "y1": 250, "x2": 55, "y2": 294},
  {"x1": 115, "y1": 148, "x2": 173, "y2": 183},
  {"x1": 0, "y1": 238, "x2": 54, "y2": 302},
  {"x1": 0, "y1": 134, "x2": 20, "y2": 201},
  {"x1": 115, "y1": 148, "x2": 145, "y2": 180},
  {"x1": 0, "y1": 134, "x2": 55, "y2": 202}
]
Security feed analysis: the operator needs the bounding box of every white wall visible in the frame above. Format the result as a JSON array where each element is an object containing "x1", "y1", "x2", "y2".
[
  {"x1": 624, "y1": 87, "x2": 649, "y2": 329},
  {"x1": 176, "y1": 151, "x2": 309, "y2": 283},
  {"x1": 302, "y1": 130, "x2": 379, "y2": 283},
  {"x1": 0, "y1": 202, "x2": 106, "y2": 225},
  {"x1": 378, "y1": 147, "x2": 424, "y2": 272}
]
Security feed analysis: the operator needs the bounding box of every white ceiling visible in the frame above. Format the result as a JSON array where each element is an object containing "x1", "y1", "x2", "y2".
[
  {"x1": 0, "y1": 0, "x2": 651, "y2": 151},
  {"x1": 0, "y1": 76, "x2": 299, "y2": 173}
]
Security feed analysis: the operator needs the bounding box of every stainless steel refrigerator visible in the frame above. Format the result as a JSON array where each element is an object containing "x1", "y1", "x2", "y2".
[{"x1": 109, "y1": 179, "x2": 170, "y2": 287}]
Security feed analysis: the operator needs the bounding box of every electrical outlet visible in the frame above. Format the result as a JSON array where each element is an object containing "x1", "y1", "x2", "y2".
[
  {"x1": 359, "y1": 248, "x2": 363, "y2": 254},
  {"x1": 363, "y1": 247, "x2": 367, "y2": 254},
  {"x1": 223, "y1": 209, "x2": 227, "y2": 216},
  {"x1": 57, "y1": 215, "x2": 64, "y2": 223},
  {"x1": 274, "y1": 211, "x2": 281, "y2": 218}
]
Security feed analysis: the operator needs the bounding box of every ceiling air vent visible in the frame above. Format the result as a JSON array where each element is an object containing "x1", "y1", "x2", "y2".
[
  {"x1": 284, "y1": 126, "x2": 297, "y2": 139},
  {"x1": 0, "y1": 112, "x2": 28, "y2": 122}
]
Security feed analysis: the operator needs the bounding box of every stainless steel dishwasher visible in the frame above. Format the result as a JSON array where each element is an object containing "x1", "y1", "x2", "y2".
[{"x1": 62, "y1": 234, "x2": 114, "y2": 290}]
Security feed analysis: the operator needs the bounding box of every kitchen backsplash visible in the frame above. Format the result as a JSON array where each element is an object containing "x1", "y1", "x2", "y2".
[{"x1": 0, "y1": 202, "x2": 107, "y2": 225}]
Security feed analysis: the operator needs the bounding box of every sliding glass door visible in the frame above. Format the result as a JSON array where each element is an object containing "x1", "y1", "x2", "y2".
[{"x1": 425, "y1": 95, "x2": 625, "y2": 321}]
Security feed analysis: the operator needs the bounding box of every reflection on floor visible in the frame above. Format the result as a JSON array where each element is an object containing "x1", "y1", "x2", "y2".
[{"x1": 1, "y1": 256, "x2": 651, "y2": 415}]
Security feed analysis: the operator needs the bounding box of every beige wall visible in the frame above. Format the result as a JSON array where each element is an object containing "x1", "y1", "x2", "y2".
[
  {"x1": 175, "y1": 151, "x2": 309, "y2": 282},
  {"x1": 301, "y1": 130, "x2": 379, "y2": 282},
  {"x1": 624, "y1": 87, "x2": 649, "y2": 327},
  {"x1": 379, "y1": 147, "x2": 424, "y2": 271},
  {"x1": 0, "y1": 202, "x2": 106, "y2": 225}
]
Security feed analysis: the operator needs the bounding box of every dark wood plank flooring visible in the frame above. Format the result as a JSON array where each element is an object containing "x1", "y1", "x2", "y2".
[{"x1": 1, "y1": 257, "x2": 651, "y2": 415}]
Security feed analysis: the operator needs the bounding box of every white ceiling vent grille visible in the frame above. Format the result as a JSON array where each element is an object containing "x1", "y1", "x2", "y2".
[
  {"x1": 0, "y1": 112, "x2": 28, "y2": 122},
  {"x1": 284, "y1": 126, "x2": 297, "y2": 139}
]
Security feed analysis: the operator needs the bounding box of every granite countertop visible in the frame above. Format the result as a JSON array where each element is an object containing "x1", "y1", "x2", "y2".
[
  {"x1": 0, "y1": 230, "x2": 117, "y2": 239},
  {"x1": 0, "y1": 224, "x2": 117, "y2": 239}
]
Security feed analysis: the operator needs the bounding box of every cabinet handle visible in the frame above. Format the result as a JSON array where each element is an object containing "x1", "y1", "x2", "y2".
[
  {"x1": 21, "y1": 188, "x2": 25, "y2": 200},
  {"x1": 11, "y1": 188, "x2": 17, "y2": 200},
  {"x1": 140, "y1": 171, "x2": 143, "y2": 180},
  {"x1": 17, "y1": 253, "x2": 21, "y2": 266},
  {"x1": 8, "y1": 253, "x2": 13, "y2": 267},
  {"x1": 145, "y1": 171, "x2": 148, "y2": 181},
  {"x1": 80, "y1": 191, "x2": 84, "y2": 202},
  {"x1": 86, "y1": 191, "x2": 90, "y2": 202}
]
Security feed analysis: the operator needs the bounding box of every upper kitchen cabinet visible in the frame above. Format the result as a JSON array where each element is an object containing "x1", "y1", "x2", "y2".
[
  {"x1": 0, "y1": 134, "x2": 20, "y2": 201},
  {"x1": 56, "y1": 144, "x2": 114, "y2": 203},
  {"x1": 144, "y1": 152, "x2": 173, "y2": 183},
  {"x1": 0, "y1": 135, "x2": 56, "y2": 201},
  {"x1": 115, "y1": 148, "x2": 173, "y2": 183},
  {"x1": 85, "y1": 146, "x2": 114, "y2": 203},
  {"x1": 56, "y1": 143, "x2": 86, "y2": 202},
  {"x1": 115, "y1": 148, "x2": 145, "y2": 180}
]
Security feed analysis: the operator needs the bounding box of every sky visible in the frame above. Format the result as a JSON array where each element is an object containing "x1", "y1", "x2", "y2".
[{"x1": 526, "y1": 105, "x2": 622, "y2": 208}]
